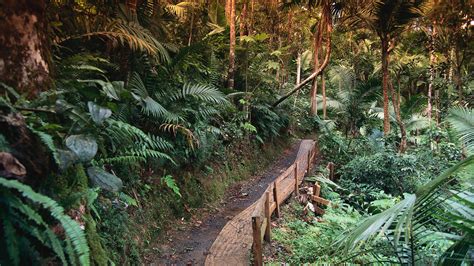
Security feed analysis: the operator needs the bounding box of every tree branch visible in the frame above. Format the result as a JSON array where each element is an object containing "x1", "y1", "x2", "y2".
[{"x1": 272, "y1": 25, "x2": 332, "y2": 108}]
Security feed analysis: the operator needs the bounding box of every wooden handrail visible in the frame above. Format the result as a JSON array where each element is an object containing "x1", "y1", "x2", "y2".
[{"x1": 251, "y1": 140, "x2": 317, "y2": 266}]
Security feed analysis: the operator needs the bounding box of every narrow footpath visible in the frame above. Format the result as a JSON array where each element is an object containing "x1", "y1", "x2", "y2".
[{"x1": 149, "y1": 140, "x2": 304, "y2": 265}]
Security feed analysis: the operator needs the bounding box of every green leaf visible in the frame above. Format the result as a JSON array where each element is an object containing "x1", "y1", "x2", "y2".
[
  {"x1": 162, "y1": 175, "x2": 181, "y2": 197},
  {"x1": 87, "y1": 102, "x2": 112, "y2": 125}
]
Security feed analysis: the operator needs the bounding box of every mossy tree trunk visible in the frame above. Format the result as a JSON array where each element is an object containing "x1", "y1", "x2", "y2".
[{"x1": 0, "y1": 0, "x2": 51, "y2": 97}]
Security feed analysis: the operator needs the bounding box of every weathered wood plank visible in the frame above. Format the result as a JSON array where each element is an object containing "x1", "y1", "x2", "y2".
[
  {"x1": 312, "y1": 195, "x2": 330, "y2": 206},
  {"x1": 264, "y1": 192, "x2": 271, "y2": 242},
  {"x1": 273, "y1": 181, "x2": 280, "y2": 218},
  {"x1": 252, "y1": 216, "x2": 263, "y2": 266},
  {"x1": 313, "y1": 182, "x2": 321, "y2": 197}
]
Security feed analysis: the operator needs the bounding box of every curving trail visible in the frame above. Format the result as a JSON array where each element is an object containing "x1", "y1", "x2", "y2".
[
  {"x1": 151, "y1": 139, "x2": 316, "y2": 265},
  {"x1": 205, "y1": 139, "x2": 317, "y2": 266}
]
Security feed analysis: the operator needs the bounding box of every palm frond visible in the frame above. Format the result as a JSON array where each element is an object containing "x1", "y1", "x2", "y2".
[
  {"x1": 448, "y1": 107, "x2": 474, "y2": 154},
  {"x1": 334, "y1": 155, "x2": 474, "y2": 264}
]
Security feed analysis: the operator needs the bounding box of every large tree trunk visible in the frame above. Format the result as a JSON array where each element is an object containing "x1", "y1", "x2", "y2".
[
  {"x1": 227, "y1": 0, "x2": 236, "y2": 90},
  {"x1": 381, "y1": 38, "x2": 391, "y2": 135},
  {"x1": 0, "y1": 0, "x2": 50, "y2": 97}
]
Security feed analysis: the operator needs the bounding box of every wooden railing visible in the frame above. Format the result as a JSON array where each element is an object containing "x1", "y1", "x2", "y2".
[{"x1": 251, "y1": 140, "x2": 317, "y2": 266}]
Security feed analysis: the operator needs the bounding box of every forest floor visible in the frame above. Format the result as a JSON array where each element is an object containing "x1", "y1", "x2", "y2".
[{"x1": 146, "y1": 140, "x2": 303, "y2": 265}]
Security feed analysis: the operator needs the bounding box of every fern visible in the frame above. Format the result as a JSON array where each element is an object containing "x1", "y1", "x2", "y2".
[
  {"x1": 169, "y1": 83, "x2": 228, "y2": 104},
  {"x1": 104, "y1": 120, "x2": 174, "y2": 164},
  {"x1": 129, "y1": 73, "x2": 169, "y2": 118},
  {"x1": 161, "y1": 175, "x2": 181, "y2": 197},
  {"x1": 28, "y1": 127, "x2": 60, "y2": 165},
  {"x1": 69, "y1": 19, "x2": 169, "y2": 63},
  {"x1": 0, "y1": 177, "x2": 90, "y2": 265}
]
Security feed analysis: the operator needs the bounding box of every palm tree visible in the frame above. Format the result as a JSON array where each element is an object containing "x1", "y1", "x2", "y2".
[{"x1": 356, "y1": 0, "x2": 424, "y2": 136}]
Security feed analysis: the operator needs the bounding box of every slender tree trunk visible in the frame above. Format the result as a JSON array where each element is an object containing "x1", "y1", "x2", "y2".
[
  {"x1": 188, "y1": 1, "x2": 195, "y2": 46},
  {"x1": 249, "y1": 0, "x2": 254, "y2": 35},
  {"x1": 322, "y1": 72, "x2": 327, "y2": 119},
  {"x1": 435, "y1": 89, "x2": 440, "y2": 126},
  {"x1": 273, "y1": 20, "x2": 332, "y2": 107},
  {"x1": 389, "y1": 77, "x2": 407, "y2": 153},
  {"x1": 225, "y1": 0, "x2": 231, "y2": 24},
  {"x1": 427, "y1": 25, "x2": 436, "y2": 121},
  {"x1": 227, "y1": 0, "x2": 236, "y2": 89},
  {"x1": 293, "y1": 52, "x2": 302, "y2": 107},
  {"x1": 310, "y1": 23, "x2": 323, "y2": 116},
  {"x1": 381, "y1": 38, "x2": 391, "y2": 135},
  {"x1": 239, "y1": 1, "x2": 247, "y2": 41},
  {"x1": 0, "y1": 0, "x2": 50, "y2": 98}
]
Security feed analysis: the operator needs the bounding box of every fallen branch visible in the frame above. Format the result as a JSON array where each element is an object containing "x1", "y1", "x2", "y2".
[{"x1": 272, "y1": 24, "x2": 332, "y2": 108}]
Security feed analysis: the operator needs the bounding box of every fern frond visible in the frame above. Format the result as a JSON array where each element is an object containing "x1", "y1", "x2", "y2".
[
  {"x1": 129, "y1": 73, "x2": 171, "y2": 119},
  {"x1": 0, "y1": 177, "x2": 90, "y2": 265},
  {"x1": 160, "y1": 123, "x2": 198, "y2": 149},
  {"x1": 169, "y1": 83, "x2": 228, "y2": 104},
  {"x1": 165, "y1": 2, "x2": 196, "y2": 19},
  {"x1": 68, "y1": 19, "x2": 169, "y2": 63}
]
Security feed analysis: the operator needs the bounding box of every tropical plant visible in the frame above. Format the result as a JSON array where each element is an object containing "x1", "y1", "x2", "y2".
[
  {"x1": 0, "y1": 177, "x2": 90, "y2": 265},
  {"x1": 447, "y1": 107, "x2": 474, "y2": 155},
  {"x1": 354, "y1": 0, "x2": 425, "y2": 136},
  {"x1": 334, "y1": 154, "x2": 473, "y2": 264}
]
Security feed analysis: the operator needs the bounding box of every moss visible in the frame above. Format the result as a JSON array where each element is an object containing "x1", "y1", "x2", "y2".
[
  {"x1": 85, "y1": 211, "x2": 108, "y2": 266},
  {"x1": 45, "y1": 163, "x2": 109, "y2": 265}
]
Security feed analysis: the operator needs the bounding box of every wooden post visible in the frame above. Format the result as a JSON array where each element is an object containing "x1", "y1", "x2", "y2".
[
  {"x1": 264, "y1": 191, "x2": 271, "y2": 242},
  {"x1": 252, "y1": 216, "x2": 263, "y2": 266},
  {"x1": 313, "y1": 182, "x2": 321, "y2": 197},
  {"x1": 294, "y1": 162, "x2": 299, "y2": 196},
  {"x1": 273, "y1": 181, "x2": 280, "y2": 218},
  {"x1": 307, "y1": 149, "x2": 311, "y2": 173},
  {"x1": 327, "y1": 162, "x2": 335, "y2": 180}
]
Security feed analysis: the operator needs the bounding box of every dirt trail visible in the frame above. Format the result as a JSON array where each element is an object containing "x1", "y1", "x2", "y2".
[{"x1": 149, "y1": 140, "x2": 302, "y2": 265}]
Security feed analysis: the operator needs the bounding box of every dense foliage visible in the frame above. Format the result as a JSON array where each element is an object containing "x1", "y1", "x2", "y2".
[{"x1": 0, "y1": 0, "x2": 472, "y2": 265}]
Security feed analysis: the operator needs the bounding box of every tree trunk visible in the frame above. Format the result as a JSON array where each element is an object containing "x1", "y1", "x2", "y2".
[
  {"x1": 227, "y1": 0, "x2": 236, "y2": 90},
  {"x1": 187, "y1": 0, "x2": 195, "y2": 46},
  {"x1": 239, "y1": 1, "x2": 247, "y2": 41},
  {"x1": 0, "y1": 0, "x2": 50, "y2": 98},
  {"x1": 381, "y1": 38, "x2": 391, "y2": 135},
  {"x1": 427, "y1": 25, "x2": 436, "y2": 121},
  {"x1": 322, "y1": 72, "x2": 327, "y2": 119},
  {"x1": 225, "y1": 0, "x2": 231, "y2": 24},
  {"x1": 273, "y1": 21, "x2": 332, "y2": 108},
  {"x1": 293, "y1": 52, "x2": 302, "y2": 107},
  {"x1": 389, "y1": 78, "x2": 407, "y2": 153},
  {"x1": 310, "y1": 23, "x2": 323, "y2": 116},
  {"x1": 296, "y1": 52, "x2": 301, "y2": 85}
]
